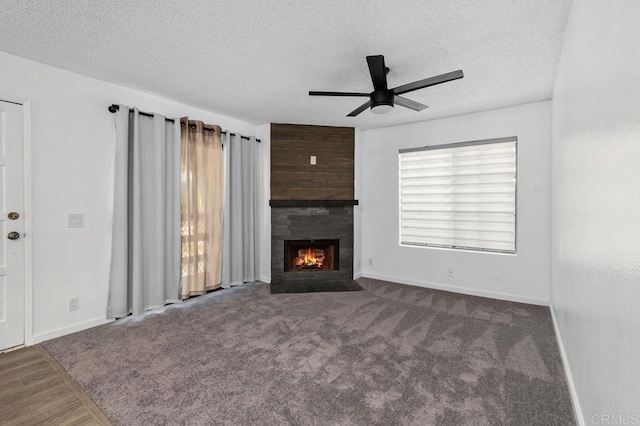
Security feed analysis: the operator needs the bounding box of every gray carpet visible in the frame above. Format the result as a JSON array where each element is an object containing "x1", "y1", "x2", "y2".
[{"x1": 43, "y1": 278, "x2": 575, "y2": 425}]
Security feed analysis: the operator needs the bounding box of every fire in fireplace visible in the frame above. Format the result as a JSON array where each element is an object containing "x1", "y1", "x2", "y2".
[
  {"x1": 284, "y1": 239, "x2": 339, "y2": 272},
  {"x1": 295, "y1": 247, "x2": 325, "y2": 268}
]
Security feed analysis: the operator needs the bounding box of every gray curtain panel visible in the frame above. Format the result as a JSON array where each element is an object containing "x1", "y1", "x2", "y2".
[
  {"x1": 107, "y1": 105, "x2": 181, "y2": 318},
  {"x1": 221, "y1": 133, "x2": 259, "y2": 287}
]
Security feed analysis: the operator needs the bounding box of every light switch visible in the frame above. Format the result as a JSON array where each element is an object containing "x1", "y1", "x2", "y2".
[
  {"x1": 310, "y1": 155, "x2": 317, "y2": 165},
  {"x1": 68, "y1": 214, "x2": 85, "y2": 228}
]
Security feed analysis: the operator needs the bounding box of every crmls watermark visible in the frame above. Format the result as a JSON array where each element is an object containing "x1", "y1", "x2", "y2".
[{"x1": 591, "y1": 414, "x2": 640, "y2": 425}]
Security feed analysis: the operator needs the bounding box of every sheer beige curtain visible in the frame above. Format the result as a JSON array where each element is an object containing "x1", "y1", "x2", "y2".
[{"x1": 180, "y1": 118, "x2": 224, "y2": 299}]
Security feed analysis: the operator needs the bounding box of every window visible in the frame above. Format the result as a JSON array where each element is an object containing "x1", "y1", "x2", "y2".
[{"x1": 399, "y1": 137, "x2": 517, "y2": 253}]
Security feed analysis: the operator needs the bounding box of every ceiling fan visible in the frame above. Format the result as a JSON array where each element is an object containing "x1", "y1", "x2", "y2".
[{"x1": 309, "y1": 55, "x2": 463, "y2": 117}]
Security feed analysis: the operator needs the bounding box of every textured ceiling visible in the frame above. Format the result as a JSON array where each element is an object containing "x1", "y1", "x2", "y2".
[{"x1": 0, "y1": 0, "x2": 572, "y2": 129}]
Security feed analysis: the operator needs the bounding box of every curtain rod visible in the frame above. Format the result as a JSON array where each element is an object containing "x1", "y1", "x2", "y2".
[{"x1": 107, "y1": 104, "x2": 260, "y2": 142}]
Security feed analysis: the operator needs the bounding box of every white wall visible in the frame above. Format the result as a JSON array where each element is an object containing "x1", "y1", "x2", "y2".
[
  {"x1": 255, "y1": 123, "x2": 271, "y2": 283},
  {"x1": 551, "y1": 1, "x2": 640, "y2": 422},
  {"x1": 353, "y1": 128, "x2": 364, "y2": 278},
  {"x1": 0, "y1": 51, "x2": 257, "y2": 343},
  {"x1": 359, "y1": 101, "x2": 552, "y2": 305}
]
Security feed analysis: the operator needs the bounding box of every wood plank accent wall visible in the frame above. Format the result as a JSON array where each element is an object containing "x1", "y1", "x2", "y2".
[{"x1": 270, "y1": 123, "x2": 355, "y2": 200}]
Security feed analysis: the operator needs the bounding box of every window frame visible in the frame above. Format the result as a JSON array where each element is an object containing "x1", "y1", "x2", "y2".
[{"x1": 398, "y1": 136, "x2": 518, "y2": 254}]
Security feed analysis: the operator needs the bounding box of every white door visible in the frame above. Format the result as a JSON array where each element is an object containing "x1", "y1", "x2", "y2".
[{"x1": 0, "y1": 100, "x2": 25, "y2": 351}]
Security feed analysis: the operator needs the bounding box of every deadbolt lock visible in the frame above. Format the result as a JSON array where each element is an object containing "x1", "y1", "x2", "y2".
[
  {"x1": 7, "y1": 232, "x2": 20, "y2": 240},
  {"x1": 8, "y1": 212, "x2": 19, "y2": 220}
]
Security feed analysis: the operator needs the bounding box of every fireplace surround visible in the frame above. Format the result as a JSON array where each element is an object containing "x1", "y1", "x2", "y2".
[{"x1": 270, "y1": 201, "x2": 359, "y2": 293}]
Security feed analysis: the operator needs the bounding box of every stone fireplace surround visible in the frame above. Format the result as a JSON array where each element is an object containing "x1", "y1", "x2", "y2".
[{"x1": 270, "y1": 200, "x2": 360, "y2": 293}]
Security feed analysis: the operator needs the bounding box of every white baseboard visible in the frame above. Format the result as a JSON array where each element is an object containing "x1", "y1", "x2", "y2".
[
  {"x1": 353, "y1": 272, "x2": 363, "y2": 279},
  {"x1": 550, "y1": 306, "x2": 584, "y2": 425},
  {"x1": 361, "y1": 272, "x2": 549, "y2": 306},
  {"x1": 32, "y1": 317, "x2": 114, "y2": 344}
]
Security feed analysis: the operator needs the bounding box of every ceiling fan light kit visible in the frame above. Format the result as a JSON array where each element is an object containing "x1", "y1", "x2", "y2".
[
  {"x1": 371, "y1": 104, "x2": 393, "y2": 115},
  {"x1": 309, "y1": 55, "x2": 464, "y2": 117},
  {"x1": 370, "y1": 90, "x2": 394, "y2": 114}
]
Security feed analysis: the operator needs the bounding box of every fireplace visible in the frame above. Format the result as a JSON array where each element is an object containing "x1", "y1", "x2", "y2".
[
  {"x1": 284, "y1": 239, "x2": 339, "y2": 272},
  {"x1": 270, "y1": 203, "x2": 357, "y2": 291},
  {"x1": 269, "y1": 123, "x2": 358, "y2": 292}
]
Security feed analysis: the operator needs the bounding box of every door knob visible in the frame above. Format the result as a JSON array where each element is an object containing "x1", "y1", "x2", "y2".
[{"x1": 7, "y1": 232, "x2": 20, "y2": 240}]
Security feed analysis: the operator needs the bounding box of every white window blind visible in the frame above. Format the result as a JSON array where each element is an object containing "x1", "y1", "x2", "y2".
[{"x1": 399, "y1": 137, "x2": 517, "y2": 253}]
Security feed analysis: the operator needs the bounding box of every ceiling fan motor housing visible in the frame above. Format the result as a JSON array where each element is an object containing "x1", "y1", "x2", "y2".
[{"x1": 371, "y1": 89, "x2": 394, "y2": 108}]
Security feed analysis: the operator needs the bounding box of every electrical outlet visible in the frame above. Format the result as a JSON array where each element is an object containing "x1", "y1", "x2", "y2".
[
  {"x1": 69, "y1": 297, "x2": 79, "y2": 311},
  {"x1": 68, "y1": 214, "x2": 85, "y2": 228},
  {"x1": 357, "y1": 260, "x2": 361, "y2": 269},
  {"x1": 310, "y1": 155, "x2": 317, "y2": 165},
  {"x1": 368, "y1": 258, "x2": 373, "y2": 266},
  {"x1": 447, "y1": 267, "x2": 454, "y2": 278}
]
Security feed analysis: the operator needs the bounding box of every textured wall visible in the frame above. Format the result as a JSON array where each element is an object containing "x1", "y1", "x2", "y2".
[
  {"x1": 0, "y1": 51, "x2": 257, "y2": 343},
  {"x1": 256, "y1": 124, "x2": 272, "y2": 283},
  {"x1": 270, "y1": 123, "x2": 354, "y2": 200},
  {"x1": 358, "y1": 101, "x2": 552, "y2": 305},
  {"x1": 551, "y1": 0, "x2": 640, "y2": 422}
]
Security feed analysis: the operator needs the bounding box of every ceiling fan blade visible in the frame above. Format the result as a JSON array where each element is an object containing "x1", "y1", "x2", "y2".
[
  {"x1": 366, "y1": 55, "x2": 388, "y2": 91},
  {"x1": 394, "y1": 95, "x2": 428, "y2": 111},
  {"x1": 393, "y1": 70, "x2": 464, "y2": 95},
  {"x1": 347, "y1": 101, "x2": 372, "y2": 117},
  {"x1": 309, "y1": 91, "x2": 370, "y2": 97}
]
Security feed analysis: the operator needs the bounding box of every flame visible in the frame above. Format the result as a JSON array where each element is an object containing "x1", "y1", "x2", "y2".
[{"x1": 295, "y1": 248, "x2": 324, "y2": 267}]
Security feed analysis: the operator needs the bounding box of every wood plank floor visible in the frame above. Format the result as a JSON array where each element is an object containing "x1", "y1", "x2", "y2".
[{"x1": 0, "y1": 345, "x2": 110, "y2": 425}]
